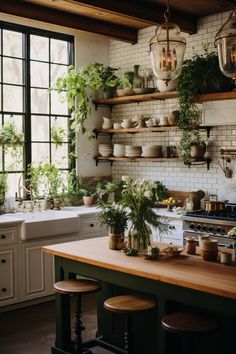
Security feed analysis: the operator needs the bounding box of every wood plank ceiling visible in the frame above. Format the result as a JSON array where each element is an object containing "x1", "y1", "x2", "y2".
[{"x1": 0, "y1": 0, "x2": 236, "y2": 43}]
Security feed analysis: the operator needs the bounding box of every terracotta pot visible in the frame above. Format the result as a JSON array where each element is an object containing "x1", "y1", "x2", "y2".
[
  {"x1": 83, "y1": 196, "x2": 94, "y2": 206},
  {"x1": 190, "y1": 143, "x2": 206, "y2": 159}
]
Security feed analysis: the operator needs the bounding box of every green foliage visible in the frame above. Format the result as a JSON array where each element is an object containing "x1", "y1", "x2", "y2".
[
  {"x1": 51, "y1": 126, "x2": 66, "y2": 149},
  {"x1": 177, "y1": 45, "x2": 233, "y2": 130},
  {"x1": 228, "y1": 227, "x2": 236, "y2": 240},
  {"x1": 120, "y1": 176, "x2": 169, "y2": 248},
  {"x1": 27, "y1": 163, "x2": 65, "y2": 198},
  {"x1": 66, "y1": 169, "x2": 84, "y2": 205},
  {"x1": 152, "y1": 180, "x2": 167, "y2": 203},
  {"x1": 53, "y1": 63, "x2": 119, "y2": 137},
  {"x1": 0, "y1": 119, "x2": 24, "y2": 164},
  {"x1": 97, "y1": 201, "x2": 128, "y2": 234},
  {"x1": 0, "y1": 174, "x2": 7, "y2": 203},
  {"x1": 179, "y1": 130, "x2": 205, "y2": 163},
  {"x1": 0, "y1": 121, "x2": 24, "y2": 146}
]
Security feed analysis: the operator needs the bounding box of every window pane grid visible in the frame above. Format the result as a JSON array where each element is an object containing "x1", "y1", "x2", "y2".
[{"x1": 0, "y1": 22, "x2": 74, "y2": 197}]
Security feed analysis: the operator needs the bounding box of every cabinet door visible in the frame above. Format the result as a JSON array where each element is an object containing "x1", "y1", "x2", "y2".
[
  {"x1": 21, "y1": 240, "x2": 48, "y2": 301},
  {"x1": 0, "y1": 245, "x2": 18, "y2": 307},
  {"x1": 20, "y1": 234, "x2": 79, "y2": 301},
  {"x1": 153, "y1": 219, "x2": 183, "y2": 245}
]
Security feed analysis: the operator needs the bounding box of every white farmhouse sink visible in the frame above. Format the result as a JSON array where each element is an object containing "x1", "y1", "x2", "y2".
[{"x1": 11, "y1": 210, "x2": 79, "y2": 240}]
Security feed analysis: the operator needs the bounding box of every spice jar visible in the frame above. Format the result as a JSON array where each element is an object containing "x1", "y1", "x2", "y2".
[{"x1": 185, "y1": 236, "x2": 196, "y2": 254}]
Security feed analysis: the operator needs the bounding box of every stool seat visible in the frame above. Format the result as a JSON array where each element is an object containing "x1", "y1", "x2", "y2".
[
  {"x1": 162, "y1": 312, "x2": 219, "y2": 335},
  {"x1": 104, "y1": 295, "x2": 156, "y2": 314},
  {"x1": 54, "y1": 279, "x2": 101, "y2": 295}
]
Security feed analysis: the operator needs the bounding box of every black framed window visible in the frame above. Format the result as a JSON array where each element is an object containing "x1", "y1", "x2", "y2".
[{"x1": 0, "y1": 21, "x2": 74, "y2": 197}]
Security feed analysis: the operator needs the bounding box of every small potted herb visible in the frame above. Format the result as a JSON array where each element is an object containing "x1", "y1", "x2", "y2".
[
  {"x1": 80, "y1": 184, "x2": 96, "y2": 206},
  {"x1": 97, "y1": 201, "x2": 128, "y2": 249}
]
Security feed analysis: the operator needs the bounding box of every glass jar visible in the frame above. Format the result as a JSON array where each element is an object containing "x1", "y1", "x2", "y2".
[{"x1": 133, "y1": 65, "x2": 143, "y2": 88}]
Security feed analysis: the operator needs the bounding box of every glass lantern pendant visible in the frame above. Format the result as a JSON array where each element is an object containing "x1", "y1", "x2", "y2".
[
  {"x1": 215, "y1": 7, "x2": 236, "y2": 90},
  {"x1": 149, "y1": 0, "x2": 186, "y2": 84}
]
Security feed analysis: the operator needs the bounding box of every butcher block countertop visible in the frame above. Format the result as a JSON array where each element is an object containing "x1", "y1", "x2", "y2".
[{"x1": 43, "y1": 237, "x2": 236, "y2": 300}]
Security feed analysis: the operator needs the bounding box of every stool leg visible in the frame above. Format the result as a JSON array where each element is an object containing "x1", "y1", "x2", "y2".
[
  {"x1": 74, "y1": 295, "x2": 85, "y2": 354},
  {"x1": 183, "y1": 334, "x2": 193, "y2": 354},
  {"x1": 124, "y1": 314, "x2": 133, "y2": 354}
]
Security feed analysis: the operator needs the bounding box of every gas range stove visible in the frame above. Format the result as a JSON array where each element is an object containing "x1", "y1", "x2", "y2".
[
  {"x1": 182, "y1": 203, "x2": 236, "y2": 246},
  {"x1": 185, "y1": 210, "x2": 236, "y2": 222}
]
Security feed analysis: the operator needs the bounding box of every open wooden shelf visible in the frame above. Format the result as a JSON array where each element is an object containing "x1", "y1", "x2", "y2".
[
  {"x1": 93, "y1": 126, "x2": 212, "y2": 138},
  {"x1": 94, "y1": 156, "x2": 180, "y2": 166},
  {"x1": 93, "y1": 91, "x2": 236, "y2": 107},
  {"x1": 94, "y1": 156, "x2": 212, "y2": 169}
]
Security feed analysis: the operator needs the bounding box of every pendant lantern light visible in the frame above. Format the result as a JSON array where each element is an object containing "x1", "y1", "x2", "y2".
[
  {"x1": 149, "y1": 0, "x2": 186, "y2": 84},
  {"x1": 215, "y1": 7, "x2": 236, "y2": 90}
]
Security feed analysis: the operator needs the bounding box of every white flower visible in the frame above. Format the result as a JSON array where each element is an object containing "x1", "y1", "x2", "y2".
[{"x1": 144, "y1": 190, "x2": 153, "y2": 199}]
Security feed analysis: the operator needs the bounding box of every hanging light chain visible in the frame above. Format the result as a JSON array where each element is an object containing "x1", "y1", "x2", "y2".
[{"x1": 160, "y1": 0, "x2": 177, "y2": 73}]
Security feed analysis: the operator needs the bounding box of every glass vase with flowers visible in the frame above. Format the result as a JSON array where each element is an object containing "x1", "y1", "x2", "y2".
[
  {"x1": 98, "y1": 201, "x2": 128, "y2": 250},
  {"x1": 120, "y1": 176, "x2": 169, "y2": 253}
]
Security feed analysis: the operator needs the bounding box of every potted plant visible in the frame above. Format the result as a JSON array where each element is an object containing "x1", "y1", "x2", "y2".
[
  {"x1": 0, "y1": 174, "x2": 7, "y2": 214},
  {"x1": 40, "y1": 163, "x2": 65, "y2": 209},
  {"x1": 97, "y1": 201, "x2": 128, "y2": 250},
  {"x1": 53, "y1": 63, "x2": 119, "y2": 137},
  {"x1": 179, "y1": 130, "x2": 206, "y2": 163},
  {"x1": 80, "y1": 184, "x2": 96, "y2": 206},
  {"x1": 66, "y1": 170, "x2": 84, "y2": 206},
  {"x1": 120, "y1": 176, "x2": 169, "y2": 253},
  {"x1": 152, "y1": 180, "x2": 167, "y2": 203}
]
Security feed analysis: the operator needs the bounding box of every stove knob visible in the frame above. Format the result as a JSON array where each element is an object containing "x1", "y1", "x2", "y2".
[
  {"x1": 222, "y1": 229, "x2": 226, "y2": 235},
  {"x1": 208, "y1": 226, "x2": 213, "y2": 232},
  {"x1": 189, "y1": 223, "x2": 195, "y2": 229},
  {"x1": 202, "y1": 225, "x2": 207, "y2": 231},
  {"x1": 216, "y1": 227, "x2": 221, "y2": 234},
  {"x1": 196, "y1": 224, "x2": 201, "y2": 231}
]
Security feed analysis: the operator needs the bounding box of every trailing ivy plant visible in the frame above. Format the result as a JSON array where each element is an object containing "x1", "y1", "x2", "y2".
[
  {"x1": 177, "y1": 44, "x2": 233, "y2": 162},
  {"x1": 53, "y1": 63, "x2": 119, "y2": 138}
]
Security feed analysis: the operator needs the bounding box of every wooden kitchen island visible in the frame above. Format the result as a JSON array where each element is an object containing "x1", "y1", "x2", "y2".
[{"x1": 43, "y1": 237, "x2": 236, "y2": 354}]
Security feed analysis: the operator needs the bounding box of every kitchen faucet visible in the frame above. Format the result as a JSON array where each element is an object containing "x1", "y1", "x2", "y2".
[{"x1": 17, "y1": 177, "x2": 34, "y2": 212}]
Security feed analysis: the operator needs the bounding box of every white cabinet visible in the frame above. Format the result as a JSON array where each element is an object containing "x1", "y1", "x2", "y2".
[
  {"x1": 153, "y1": 217, "x2": 183, "y2": 246},
  {"x1": 79, "y1": 214, "x2": 106, "y2": 240},
  {"x1": 0, "y1": 245, "x2": 18, "y2": 306},
  {"x1": 201, "y1": 99, "x2": 236, "y2": 126},
  {"x1": 0, "y1": 225, "x2": 20, "y2": 308},
  {"x1": 20, "y1": 233, "x2": 79, "y2": 301}
]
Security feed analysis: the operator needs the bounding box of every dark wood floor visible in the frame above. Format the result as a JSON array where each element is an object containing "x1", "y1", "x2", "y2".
[{"x1": 0, "y1": 295, "x2": 114, "y2": 354}]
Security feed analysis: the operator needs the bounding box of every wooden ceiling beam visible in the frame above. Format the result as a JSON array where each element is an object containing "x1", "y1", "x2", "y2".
[
  {"x1": 0, "y1": 0, "x2": 137, "y2": 43},
  {"x1": 65, "y1": 0, "x2": 197, "y2": 34}
]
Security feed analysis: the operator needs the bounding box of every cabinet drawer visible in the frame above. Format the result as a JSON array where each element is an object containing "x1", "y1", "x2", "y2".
[
  {"x1": 80, "y1": 216, "x2": 105, "y2": 236},
  {"x1": 0, "y1": 227, "x2": 17, "y2": 245}
]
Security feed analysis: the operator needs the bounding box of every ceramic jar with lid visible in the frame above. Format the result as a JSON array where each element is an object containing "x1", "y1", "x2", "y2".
[{"x1": 185, "y1": 236, "x2": 196, "y2": 254}]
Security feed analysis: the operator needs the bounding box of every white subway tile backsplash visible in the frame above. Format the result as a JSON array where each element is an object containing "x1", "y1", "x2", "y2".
[{"x1": 107, "y1": 10, "x2": 235, "y2": 197}]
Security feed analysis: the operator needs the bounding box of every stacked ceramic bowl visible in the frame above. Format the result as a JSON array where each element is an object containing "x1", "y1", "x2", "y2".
[
  {"x1": 113, "y1": 144, "x2": 125, "y2": 157},
  {"x1": 125, "y1": 145, "x2": 142, "y2": 157},
  {"x1": 98, "y1": 144, "x2": 113, "y2": 157},
  {"x1": 142, "y1": 145, "x2": 163, "y2": 157}
]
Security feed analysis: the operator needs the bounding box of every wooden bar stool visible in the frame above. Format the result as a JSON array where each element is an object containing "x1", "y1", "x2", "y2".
[
  {"x1": 104, "y1": 294, "x2": 157, "y2": 354},
  {"x1": 161, "y1": 312, "x2": 220, "y2": 354},
  {"x1": 54, "y1": 279, "x2": 101, "y2": 354}
]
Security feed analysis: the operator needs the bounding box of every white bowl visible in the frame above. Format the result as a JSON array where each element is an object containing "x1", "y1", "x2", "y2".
[{"x1": 156, "y1": 79, "x2": 177, "y2": 92}]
